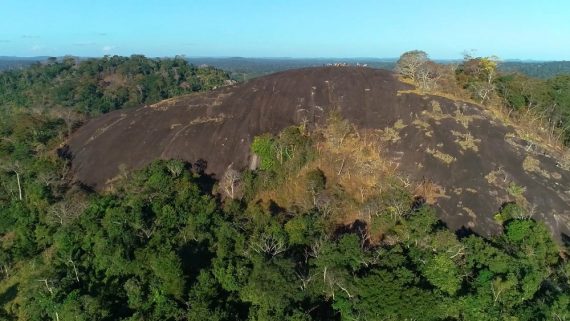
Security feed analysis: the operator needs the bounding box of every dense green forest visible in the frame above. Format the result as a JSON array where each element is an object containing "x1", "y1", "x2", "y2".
[
  {"x1": 0, "y1": 117, "x2": 568, "y2": 320},
  {"x1": 0, "y1": 55, "x2": 569, "y2": 320},
  {"x1": 0, "y1": 55, "x2": 230, "y2": 114}
]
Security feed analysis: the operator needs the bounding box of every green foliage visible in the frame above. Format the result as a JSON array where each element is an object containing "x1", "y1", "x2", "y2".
[
  {"x1": 1, "y1": 154, "x2": 567, "y2": 320},
  {"x1": 495, "y1": 72, "x2": 570, "y2": 144},
  {"x1": 305, "y1": 168, "x2": 326, "y2": 194},
  {"x1": 251, "y1": 134, "x2": 277, "y2": 171},
  {"x1": 493, "y1": 202, "x2": 525, "y2": 223},
  {"x1": 423, "y1": 253, "x2": 461, "y2": 295},
  {"x1": 250, "y1": 127, "x2": 315, "y2": 193},
  {"x1": 1, "y1": 57, "x2": 568, "y2": 321},
  {"x1": 0, "y1": 55, "x2": 229, "y2": 115}
]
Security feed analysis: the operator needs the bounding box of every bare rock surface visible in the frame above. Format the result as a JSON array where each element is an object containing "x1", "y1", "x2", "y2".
[{"x1": 68, "y1": 67, "x2": 570, "y2": 239}]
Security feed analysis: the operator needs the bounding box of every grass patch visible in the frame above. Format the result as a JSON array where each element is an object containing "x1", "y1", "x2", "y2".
[
  {"x1": 414, "y1": 180, "x2": 450, "y2": 204},
  {"x1": 507, "y1": 182, "x2": 526, "y2": 197},
  {"x1": 451, "y1": 130, "x2": 481, "y2": 152},
  {"x1": 522, "y1": 156, "x2": 551, "y2": 178},
  {"x1": 378, "y1": 119, "x2": 407, "y2": 143},
  {"x1": 426, "y1": 147, "x2": 456, "y2": 164}
]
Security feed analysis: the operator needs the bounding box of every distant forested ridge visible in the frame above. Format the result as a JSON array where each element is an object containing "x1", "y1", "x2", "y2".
[
  {"x1": 500, "y1": 61, "x2": 570, "y2": 79},
  {"x1": 2, "y1": 56, "x2": 569, "y2": 83},
  {"x1": 0, "y1": 57, "x2": 48, "y2": 72},
  {"x1": 185, "y1": 57, "x2": 570, "y2": 81},
  {"x1": 187, "y1": 57, "x2": 397, "y2": 80},
  {"x1": 0, "y1": 55, "x2": 230, "y2": 114}
]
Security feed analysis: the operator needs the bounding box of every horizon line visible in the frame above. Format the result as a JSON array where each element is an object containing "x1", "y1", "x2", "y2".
[{"x1": 1, "y1": 54, "x2": 568, "y2": 62}]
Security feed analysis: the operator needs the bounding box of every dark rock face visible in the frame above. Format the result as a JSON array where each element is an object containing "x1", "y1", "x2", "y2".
[{"x1": 68, "y1": 66, "x2": 570, "y2": 240}]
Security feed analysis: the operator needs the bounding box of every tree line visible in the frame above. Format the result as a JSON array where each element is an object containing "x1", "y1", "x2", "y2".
[
  {"x1": 396, "y1": 50, "x2": 570, "y2": 145},
  {"x1": 0, "y1": 55, "x2": 230, "y2": 115}
]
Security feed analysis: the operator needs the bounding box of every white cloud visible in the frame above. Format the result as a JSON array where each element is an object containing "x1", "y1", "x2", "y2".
[{"x1": 102, "y1": 45, "x2": 115, "y2": 52}]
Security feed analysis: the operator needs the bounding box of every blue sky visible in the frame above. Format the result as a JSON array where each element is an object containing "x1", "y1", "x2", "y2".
[{"x1": 0, "y1": 0, "x2": 568, "y2": 59}]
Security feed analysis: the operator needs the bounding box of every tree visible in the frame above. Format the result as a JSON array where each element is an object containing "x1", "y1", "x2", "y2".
[
  {"x1": 306, "y1": 168, "x2": 326, "y2": 206},
  {"x1": 415, "y1": 61, "x2": 442, "y2": 91},
  {"x1": 396, "y1": 50, "x2": 429, "y2": 82},
  {"x1": 457, "y1": 54, "x2": 500, "y2": 104},
  {"x1": 422, "y1": 253, "x2": 462, "y2": 295},
  {"x1": 220, "y1": 167, "x2": 241, "y2": 199},
  {"x1": 0, "y1": 161, "x2": 23, "y2": 200}
]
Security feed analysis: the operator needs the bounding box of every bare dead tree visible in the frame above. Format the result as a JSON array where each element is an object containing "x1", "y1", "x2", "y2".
[
  {"x1": 68, "y1": 257, "x2": 80, "y2": 283},
  {"x1": 1, "y1": 161, "x2": 23, "y2": 201},
  {"x1": 1, "y1": 264, "x2": 9, "y2": 278},
  {"x1": 321, "y1": 267, "x2": 354, "y2": 300},
  {"x1": 48, "y1": 199, "x2": 87, "y2": 226},
  {"x1": 15, "y1": 170, "x2": 22, "y2": 201},
  {"x1": 396, "y1": 50, "x2": 429, "y2": 82},
  {"x1": 220, "y1": 167, "x2": 241, "y2": 199},
  {"x1": 38, "y1": 279, "x2": 54, "y2": 295},
  {"x1": 295, "y1": 270, "x2": 314, "y2": 291},
  {"x1": 315, "y1": 194, "x2": 334, "y2": 218},
  {"x1": 51, "y1": 108, "x2": 85, "y2": 137},
  {"x1": 447, "y1": 245, "x2": 465, "y2": 259},
  {"x1": 415, "y1": 62, "x2": 442, "y2": 92},
  {"x1": 251, "y1": 233, "x2": 287, "y2": 257},
  {"x1": 37, "y1": 171, "x2": 60, "y2": 188},
  {"x1": 308, "y1": 237, "x2": 325, "y2": 259}
]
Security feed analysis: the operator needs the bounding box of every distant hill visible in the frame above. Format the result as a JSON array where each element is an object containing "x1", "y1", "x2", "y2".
[
  {"x1": 186, "y1": 57, "x2": 397, "y2": 80},
  {"x1": 500, "y1": 61, "x2": 570, "y2": 78},
  {"x1": 186, "y1": 57, "x2": 570, "y2": 80},
  {"x1": 2, "y1": 56, "x2": 570, "y2": 79},
  {"x1": 0, "y1": 56, "x2": 48, "y2": 71}
]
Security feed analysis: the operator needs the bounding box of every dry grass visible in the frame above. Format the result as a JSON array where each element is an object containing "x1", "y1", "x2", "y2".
[
  {"x1": 431, "y1": 100, "x2": 443, "y2": 114},
  {"x1": 561, "y1": 150, "x2": 570, "y2": 170},
  {"x1": 418, "y1": 100, "x2": 449, "y2": 122},
  {"x1": 412, "y1": 118, "x2": 433, "y2": 137},
  {"x1": 377, "y1": 119, "x2": 408, "y2": 143},
  {"x1": 398, "y1": 78, "x2": 569, "y2": 165},
  {"x1": 396, "y1": 86, "x2": 479, "y2": 107},
  {"x1": 484, "y1": 102, "x2": 569, "y2": 160},
  {"x1": 257, "y1": 118, "x2": 404, "y2": 232},
  {"x1": 378, "y1": 126, "x2": 401, "y2": 143},
  {"x1": 522, "y1": 156, "x2": 551, "y2": 178},
  {"x1": 426, "y1": 147, "x2": 456, "y2": 164},
  {"x1": 189, "y1": 113, "x2": 229, "y2": 125},
  {"x1": 453, "y1": 108, "x2": 484, "y2": 129},
  {"x1": 485, "y1": 168, "x2": 508, "y2": 186},
  {"x1": 451, "y1": 130, "x2": 481, "y2": 152},
  {"x1": 393, "y1": 119, "x2": 407, "y2": 130},
  {"x1": 414, "y1": 180, "x2": 450, "y2": 204}
]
